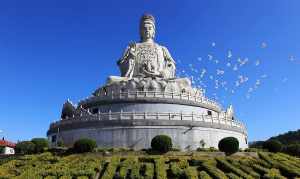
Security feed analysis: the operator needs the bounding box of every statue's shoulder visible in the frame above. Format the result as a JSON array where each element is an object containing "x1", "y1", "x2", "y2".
[{"x1": 126, "y1": 41, "x2": 137, "y2": 49}]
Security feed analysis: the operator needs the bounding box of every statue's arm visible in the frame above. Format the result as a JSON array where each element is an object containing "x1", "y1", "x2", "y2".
[
  {"x1": 117, "y1": 43, "x2": 136, "y2": 77},
  {"x1": 117, "y1": 46, "x2": 130, "y2": 65},
  {"x1": 162, "y1": 46, "x2": 176, "y2": 65}
]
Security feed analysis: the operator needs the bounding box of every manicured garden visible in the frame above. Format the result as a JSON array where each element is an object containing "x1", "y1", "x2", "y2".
[{"x1": 0, "y1": 151, "x2": 300, "y2": 178}]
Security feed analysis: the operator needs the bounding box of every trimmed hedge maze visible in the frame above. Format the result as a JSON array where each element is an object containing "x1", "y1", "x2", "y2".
[{"x1": 0, "y1": 152, "x2": 300, "y2": 178}]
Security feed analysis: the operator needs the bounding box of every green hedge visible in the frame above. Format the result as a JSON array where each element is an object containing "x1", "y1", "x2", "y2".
[
  {"x1": 151, "y1": 135, "x2": 172, "y2": 153},
  {"x1": 218, "y1": 137, "x2": 239, "y2": 155},
  {"x1": 73, "y1": 138, "x2": 97, "y2": 153}
]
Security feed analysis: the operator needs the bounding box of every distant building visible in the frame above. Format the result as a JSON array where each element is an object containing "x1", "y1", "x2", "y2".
[{"x1": 0, "y1": 139, "x2": 16, "y2": 155}]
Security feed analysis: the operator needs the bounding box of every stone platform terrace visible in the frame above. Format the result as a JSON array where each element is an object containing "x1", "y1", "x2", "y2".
[{"x1": 47, "y1": 111, "x2": 248, "y2": 150}]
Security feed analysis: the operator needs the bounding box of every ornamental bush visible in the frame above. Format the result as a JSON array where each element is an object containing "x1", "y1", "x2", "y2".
[
  {"x1": 31, "y1": 138, "x2": 49, "y2": 153},
  {"x1": 218, "y1": 137, "x2": 239, "y2": 155},
  {"x1": 151, "y1": 135, "x2": 172, "y2": 153},
  {"x1": 73, "y1": 138, "x2": 97, "y2": 153},
  {"x1": 15, "y1": 141, "x2": 36, "y2": 154},
  {"x1": 262, "y1": 140, "x2": 282, "y2": 153}
]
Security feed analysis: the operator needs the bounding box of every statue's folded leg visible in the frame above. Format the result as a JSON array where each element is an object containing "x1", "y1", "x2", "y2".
[{"x1": 107, "y1": 76, "x2": 129, "y2": 85}]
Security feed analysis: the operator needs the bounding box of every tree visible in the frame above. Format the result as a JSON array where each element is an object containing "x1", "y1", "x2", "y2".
[
  {"x1": 151, "y1": 135, "x2": 172, "y2": 153},
  {"x1": 0, "y1": 146, "x2": 4, "y2": 154},
  {"x1": 15, "y1": 141, "x2": 35, "y2": 154},
  {"x1": 218, "y1": 137, "x2": 239, "y2": 155},
  {"x1": 73, "y1": 138, "x2": 97, "y2": 153},
  {"x1": 262, "y1": 140, "x2": 282, "y2": 153},
  {"x1": 31, "y1": 138, "x2": 49, "y2": 153},
  {"x1": 284, "y1": 143, "x2": 300, "y2": 156}
]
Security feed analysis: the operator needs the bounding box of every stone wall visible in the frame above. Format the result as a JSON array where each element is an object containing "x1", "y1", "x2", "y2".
[{"x1": 48, "y1": 125, "x2": 248, "y2": 150}]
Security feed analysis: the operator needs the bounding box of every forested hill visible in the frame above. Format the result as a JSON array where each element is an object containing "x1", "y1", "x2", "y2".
[{"x1": 269, "y1": 129, "x2": 300, "y2": 144}]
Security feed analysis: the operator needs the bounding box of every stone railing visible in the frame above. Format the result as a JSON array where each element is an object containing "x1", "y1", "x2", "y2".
[
  {"x1": 83, "y1": 90, "x2": 222, "y2": 110},
  {"x1": 50, "y1": 111, "x2": 247, "y2": 134}
]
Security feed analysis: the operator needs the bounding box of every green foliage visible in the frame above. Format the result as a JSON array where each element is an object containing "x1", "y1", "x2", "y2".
[
  {"x1": 269, "y1": 129, "x2": 300, "y2": 145},
  {"x1": 216, "y1": 158, "x2": 254, "y2": 178},
  {"x1": 258, "y1": 152, "x2": 300, "y2": 178},
  {"x1": 15, "y1": 141, "x2": 35, "y2": 154},
  {"x1": 226, "y1": 172, "x2": 240, "y2": 179},
  {"x1": 284, "y1": 143, "x2": 300, "y2": 157},
  {"x1": 263, "y1": 140, "x2": 283, "y2": 153},
  {"x1": 143, "y1": 163, "x2": 154, "y2": 179},
  {"x1": 151, "y1": 135, "x2": 172, "y2": 153},
  {"x1": 31, "y1": 138, "x2": 49, "y2": 153},
  {"x1": 201, "y1": 161, "x2": 228, "y2": 179},
  {"x1": 199, "y1": 171, "x2": 212, "y2": 179},
  {"x1": 227, "y1": 158, "x2": 260, "y2": 178},
  {"x1": 154, "y1": 158, "x2": 167, "y2": 179},
  {"x1": 101, "y1": 156, "x2": 119, "y2": 179},
  {"x1": 0, "y1": 146, "x2": 4, "y2": 154},
  {"x1": 1, "y1": 150, "x2": 300, "y2": 178},
  {"x1": 218, "y1": 137, "x2": 239, "y2": 155},
  {"x1": 170, "y1": 162, "x2": 184, "y2": 178},
  {"x1": 263, "y1": 168, "x2": 285, "y2": 179},
  {"x1": 57, "y1": 140, "x2": 64, "y2": 147},
  {"x1": 184, "y1": 167, "x2": 198, "y2": 179},
  {"x1": 73, "y1": 138, "x2": 97, "y2": 153},
  {"x1": 118, "y1": 157, "x2": 140, "y2": 179}
]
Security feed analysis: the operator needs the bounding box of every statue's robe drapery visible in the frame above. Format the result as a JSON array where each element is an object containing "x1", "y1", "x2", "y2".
[{"x1": 117, "y1": 42, "x2": 176, "y2": 79}]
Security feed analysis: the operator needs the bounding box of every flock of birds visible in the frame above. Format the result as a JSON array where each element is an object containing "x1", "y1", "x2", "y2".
[{"x1": 176, "y1": 42, "x2": 298, "y2": 107}]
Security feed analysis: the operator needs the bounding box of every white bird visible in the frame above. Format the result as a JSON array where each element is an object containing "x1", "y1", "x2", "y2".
[
  {"x1": 261, "y1": 42, "x2": 267, "y2": 48},
  {"x1": 208, "y1": 54, "x2": 213, "y2": 61},
  {"x1": 212, "y1": 42, "x2": 216, "y2": 47},
  {"x1": 200, "y1": 69, "x2": 206, "y2": 78},
  {"x1": 248, "y1": 87, "x2": 254, "y2": 93},
  {"x1": 216, "y1": 69, "x2": 225, "y2": 75},
  {"x1": 227, "y1": 50, "x2": 232, "y2": 58},
  {"x1": 233, "y1": 64, "x2": 238, "y2": 71},
  {"x1": 289, "y1": 55, "x2": 295, "y2": 62},
  {"x1": 261, "y1": 74, "x2": 268, "y2": 78},
  {"x1": 282, "y1": 77, "x2": 288, "y2": 83},
  {"x1": 255, "y1": 60, "x2": 260, "y2": 66}
]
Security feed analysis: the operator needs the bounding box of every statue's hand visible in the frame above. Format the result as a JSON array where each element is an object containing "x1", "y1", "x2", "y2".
[{"x1": 128, "y1": 42, "x2": 137, "y2": 57}]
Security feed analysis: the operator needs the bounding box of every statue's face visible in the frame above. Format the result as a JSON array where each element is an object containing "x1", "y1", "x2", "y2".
[{"x1": 141, "y1": 23, "x2": 155, "y2": 41}]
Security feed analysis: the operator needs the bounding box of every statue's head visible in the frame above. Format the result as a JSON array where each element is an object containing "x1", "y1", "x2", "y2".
[{"x1": 139, "y1": 14, "x2": 155, "y2": 42}]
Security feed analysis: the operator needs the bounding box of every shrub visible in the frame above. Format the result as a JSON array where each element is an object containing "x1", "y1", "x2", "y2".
[
  {"x1": 31, "y1": 138, "x2": 49, "y2": 153},
  {"x1": 151, "y1": 135, "x2": 172, "y2": 153},
  {"x1": 262, "y1": 140, "x2": 282, "y2": 153},
  {"x1": 201, "y1": 162, "x2": 228, "y2": 178},
  {"x1": 284, "y1": 143, "x2": 300, "y2": 156},
  {"x1": 15, "y1": 141, "x2": 36, "y2": 154},
  {"x1": 218, "y1": 137, "x2": 239, "y2": 155},
  {"x1": 199, "y1": 171, "x2": 212, "y2": 179},
  {"x1": 57, "y1": 140, "x2": 64, "y2": 147},
  {"x1": 0, "y1": 146, "x2": 4, "y2": 154},
  {"x1": 154, "y1": 158, "x2": 167, "y2": 179},
  {"x1": 143, "y1": 163, "x2": 154, "y2": 179},
  {"x1": 73, "y1": 138, "x2": 97, "y2": 153}
]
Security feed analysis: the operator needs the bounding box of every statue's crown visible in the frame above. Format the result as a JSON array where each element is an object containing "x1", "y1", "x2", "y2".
[{"x1": 140, "y1": 13, "x2": 155, "y2": 28}]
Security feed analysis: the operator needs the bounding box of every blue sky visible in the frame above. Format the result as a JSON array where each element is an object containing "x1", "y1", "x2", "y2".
[{"x1": 0, "y1": 0, "x2": 299, "y2": 142}]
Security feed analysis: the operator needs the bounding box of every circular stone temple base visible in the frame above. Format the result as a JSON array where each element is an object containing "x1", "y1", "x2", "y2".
[{"x1": 48, "y1": 120, "x2": 248, "y2": 150}]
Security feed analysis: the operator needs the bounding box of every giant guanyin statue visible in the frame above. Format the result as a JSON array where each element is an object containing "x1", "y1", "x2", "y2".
[
  {"x1": 100, "y1": 14, "x2": 201, "y2": 96},
  {"x1": 117, "y1": 14, "x2": 176, "y2": 79}
]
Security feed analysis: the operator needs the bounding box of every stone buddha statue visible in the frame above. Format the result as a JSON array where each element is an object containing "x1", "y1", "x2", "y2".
[
  {"x1": 108, "y1": 14, "x2": 176, "y2": 84},
  {"x1": 118, "y1": 14, "x2": 176, "y2": 79},
  {"x1": 105, "y1": 14, "x2": 193, "y2": 95}
]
